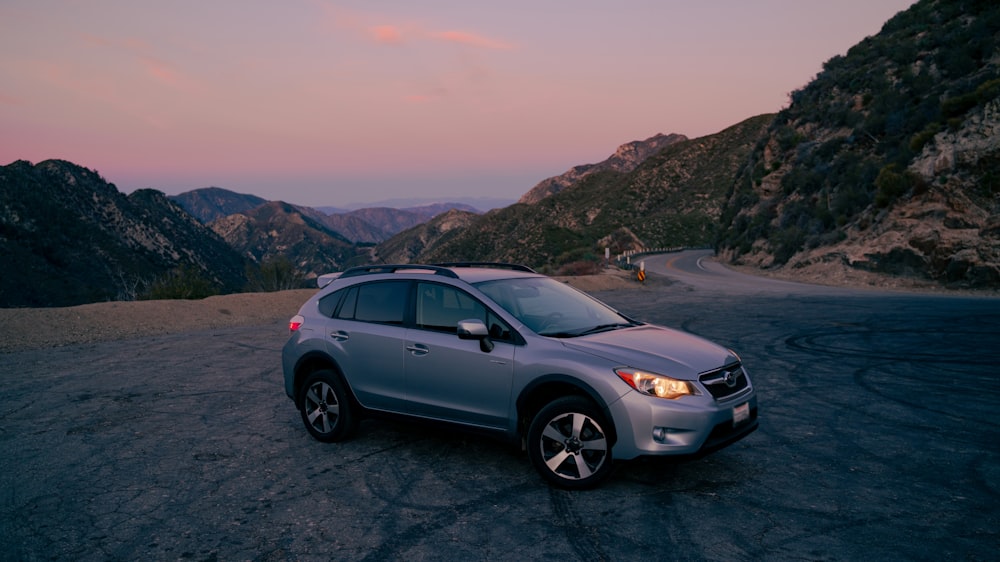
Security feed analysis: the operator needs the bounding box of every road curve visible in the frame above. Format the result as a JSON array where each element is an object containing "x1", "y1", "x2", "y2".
[{"x1": 643, "y1": 248, "x2": 856, "y2": 296}]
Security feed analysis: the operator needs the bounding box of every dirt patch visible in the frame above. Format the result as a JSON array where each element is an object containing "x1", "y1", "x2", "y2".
[
  {"x1": 556, "y1": 268, "x2": 639, "y2": 291},
  {"x1": 726, "y1": 259, "x2": 1000, "y2": 296},
  {"x1": 0, "y1": 289, "x2": 317, "y2": 353},
  {"x1": 1, "y1": 271, "x2": 648, "y2": 354}
]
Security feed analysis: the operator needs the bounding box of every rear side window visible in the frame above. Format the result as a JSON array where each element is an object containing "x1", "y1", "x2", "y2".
[
  {"x1": 318, "y1": 289, "x2": 344, "y2": 317},
  {"x1": 337, "y1": 281, "x2": 408, "y2": 325}
]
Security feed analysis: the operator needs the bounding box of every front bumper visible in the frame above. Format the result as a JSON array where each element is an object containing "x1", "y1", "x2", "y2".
[{"x1": 610, "y1": 390, "x2": 758, "y2": 460}]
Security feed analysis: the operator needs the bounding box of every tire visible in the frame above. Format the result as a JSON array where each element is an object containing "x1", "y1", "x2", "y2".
[
  {"x1": 527, "y1": 396, "x2": 614, "y2": 489},
  {"x1": 298, "y1": 370, "x2": 357, "y2": 442}
]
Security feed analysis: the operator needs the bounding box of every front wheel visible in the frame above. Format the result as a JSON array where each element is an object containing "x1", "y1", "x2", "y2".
[
  {"x1": 527, "y1": 396, "x2": 614, "y2": 489},
  {"x1": 298, "y1": 370, "x2": 357, "y2": 442}
]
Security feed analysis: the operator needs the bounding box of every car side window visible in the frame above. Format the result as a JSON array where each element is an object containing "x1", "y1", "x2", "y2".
[
  {"x1": 486, "y1": 310, "x2": 514, "y2": 342},
  {"x1": 334, "y1": 286, "x2": 358, "y2": 319},
  {"x1": 415, "y1": 282, "x2": 516, "y2": 342},
  {"x1": 319, "y1": 289, "x2": 344, "y2": 317},
  {"x1": 336, "y1": 281, "x2": 408, "y2": 325},
  {"x1": 416, "y1": 282, "x2": 485, "y2": 333}
]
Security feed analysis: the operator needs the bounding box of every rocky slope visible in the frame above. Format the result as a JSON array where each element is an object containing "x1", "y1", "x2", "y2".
[
  {"x1": 372, "y1": 209, "x2": 480, "y2": 264},
  {"x1": 170, "y1": 187, "x2": 267, "y2": 223},
  {"x1": 396, "y1": 115, "x2": 771, "y2": 271},
  {"x1": 209, "y1": 201, "x2": 361, "y2": 278},
  {"x1": 0, "y1": 160, "x2": 248, "y2": 307},
  {"x1": 518, "y1": 133, "x2": 687, "y2": 204},
  {"x1": 717, "y1": 0, "x2": 1000, "y2": 289}
]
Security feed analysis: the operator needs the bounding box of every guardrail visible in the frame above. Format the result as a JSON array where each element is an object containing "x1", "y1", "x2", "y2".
[{"x1": 614, "y1": 246, "x2": 713, "y2": 270}]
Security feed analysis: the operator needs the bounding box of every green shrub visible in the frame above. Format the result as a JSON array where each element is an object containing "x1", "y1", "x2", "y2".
[
  {"x1": 245, "y1": 256, "x2": 304, "y2": 292},
  {"x1": 556, "y1": 260, "x2": 602, "y2": 276},
  {"x1": 144, "y1": 264, "x2": 218, "y2": 300},
  {"x1": 874, "y1": 164, "x2": 913, "y2": 208},
  {"x1": 910, "y1": 122, "x2": 942, "y2": 152}
]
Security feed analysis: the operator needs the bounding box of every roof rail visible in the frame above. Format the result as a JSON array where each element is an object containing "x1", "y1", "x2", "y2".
[
  {"x1": 433, "y1": 262, "x2": 537, "y2": 273},
  {"x1": 339, "y1": 264, "x2": 459, "y2": 279}
]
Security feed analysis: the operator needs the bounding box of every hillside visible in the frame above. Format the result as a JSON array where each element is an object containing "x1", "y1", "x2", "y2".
[
  {"x1": 0, "y1": 160, "x2": 248, "y2": 307},
  {"x1": 518, "y1": 133, "x2": 688, "y2": 204},
  {"x1": 373, "y1": 209, "x2": 480, "y2": 264},
  {"x1": 395, "y1": 115, "x2": 772, "y2": 271},
  {"x1": 170, "y1": 187, "x2": 267, "y2": 223},
  {"x1": 717, "y1": 0, "x2": 1000, "y2": 288},
  {"x1": 208, "y1": 201, "x2": 362, "y2": 279}
]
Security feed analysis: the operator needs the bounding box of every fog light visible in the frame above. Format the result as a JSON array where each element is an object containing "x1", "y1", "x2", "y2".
[{"x1": 653, "y1": 427, "x2": 668, "y2": 443}]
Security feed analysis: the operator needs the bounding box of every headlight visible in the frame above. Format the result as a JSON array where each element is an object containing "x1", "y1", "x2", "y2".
[{"x1": 615, "y1": 368, "x2": 699, "y2": 400}]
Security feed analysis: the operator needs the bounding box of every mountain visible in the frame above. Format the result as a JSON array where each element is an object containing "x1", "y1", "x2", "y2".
[
  {"x1": 717, "y1": 0, "x2": 1000, "y2": 288},
  {"x1": 324, "y1": 206, "x2": 446, "y2": 243},
  {"x1": 372, "y1": 209, "x2": 480, "y2": 264},
  {"x1": 170, "y1": 187, "x2": 267, "y2": 223},
  {"x1": 518, "y1": 133, "x2": 687, "y2": 204},
  {"x1": 208, "y1": 201, "x2": 363, "y2": 278},
  {"x1": 0, "y1": 160, "x2": 248, "y2": 307},
  {"x1": 325, "y1": 196, "x2": 514, "y2": 212},
  {"x1": 384, "y1": 116, "x2": 770, "y2": 271},
  {"x1": 171, "y1": 188, "x2": 489, "y2": 277},
  {"x1": 173, "y1": 187, "x2": 482, "y2": 243}
]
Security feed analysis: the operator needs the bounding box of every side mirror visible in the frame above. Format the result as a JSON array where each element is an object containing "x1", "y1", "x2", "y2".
[{"x1": 457, "y1": 319, "x2": 495, "y2": 352}]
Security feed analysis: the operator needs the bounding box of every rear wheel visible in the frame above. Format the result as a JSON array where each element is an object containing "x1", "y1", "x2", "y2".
[
  {"x1": 298, "y1": 370, "x2": 357, "y2": 442},
  {"x1": 527, "y1": 396, "x2": 613, "y2": 489}
]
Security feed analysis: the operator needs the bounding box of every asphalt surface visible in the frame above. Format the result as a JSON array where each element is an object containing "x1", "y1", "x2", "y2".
[{"x1": 2, "y1": 250, "x2": 998, "y2": 561}]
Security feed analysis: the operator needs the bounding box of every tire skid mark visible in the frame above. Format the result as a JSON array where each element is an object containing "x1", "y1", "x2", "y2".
[
  {"x1": 786, "y1": 326, "x2": 994, "y2": 365},
  {"x1": 359, "y1": 481, "x2": 539, "y2": 561},
  {"x1": 852, "y1": 364, "x2": 1000, "y2": 428},
  {"x1": 549, "y1": 487, "x2": 609, "y2": 562},
  {"x1": 968, "y1": 454, "x2": 1000, "y2": 500}
]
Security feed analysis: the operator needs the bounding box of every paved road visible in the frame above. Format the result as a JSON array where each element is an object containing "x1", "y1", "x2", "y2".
[{"x1": 2, "y1": 251, "x2": 998, "y2": 560}]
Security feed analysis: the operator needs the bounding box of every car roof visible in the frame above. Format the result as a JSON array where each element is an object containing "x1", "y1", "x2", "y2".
[
  {"x1": 326, "y1": 263, "x2": 542, "y2": 286},
  {"x1": 448, "y1": 267, "x2": 542, "y2": 284}
]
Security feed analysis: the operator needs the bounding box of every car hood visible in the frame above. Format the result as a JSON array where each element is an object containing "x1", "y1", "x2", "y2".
[{"x1": 561, "y1": 325, "x2": 736, "y2": 380}]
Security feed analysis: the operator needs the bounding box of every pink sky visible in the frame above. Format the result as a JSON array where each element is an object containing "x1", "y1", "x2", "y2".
[{"x1": 0, "y1": 0, "x2": 916, "y2": 206}]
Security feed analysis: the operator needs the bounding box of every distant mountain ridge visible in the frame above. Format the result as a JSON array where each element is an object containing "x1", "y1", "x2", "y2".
[
  {"x1": 209, "y1": 201, "x2": 361, "y2": 278},
  {"x1": 518, "y1": 133, "x2": 687, "y2": 204},
  {"x1": 171, "y1": 188, "x2": 483, "y2": 244},
  {"x1": 0, "y1": 160, "x2": 247, "y2": 307},
  {"x1": 169, "y1": 187, "x2": 266, "y2": 223}
]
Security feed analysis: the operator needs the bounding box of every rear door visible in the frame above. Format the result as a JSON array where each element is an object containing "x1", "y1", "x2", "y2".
[{"x1": 325, "y1": 280, "x2": 410, "y2": 412}]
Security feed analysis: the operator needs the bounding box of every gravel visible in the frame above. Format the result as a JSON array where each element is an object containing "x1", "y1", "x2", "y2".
[{"x1": 0, "y1": 272, "x2": 639, "y2": 354}]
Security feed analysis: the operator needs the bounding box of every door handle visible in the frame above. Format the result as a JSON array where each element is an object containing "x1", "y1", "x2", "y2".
[
  {"x1": 330, "y1": 331, "x2": 349, "y2": 341},
  {"x1": 406, "y1": 344, "x2": 429, "y2": 356}
]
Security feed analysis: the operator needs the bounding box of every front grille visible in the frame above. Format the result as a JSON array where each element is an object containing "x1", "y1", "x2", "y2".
[{"x1": 699, "y1": 362, "x2": 750, "y2": 401}]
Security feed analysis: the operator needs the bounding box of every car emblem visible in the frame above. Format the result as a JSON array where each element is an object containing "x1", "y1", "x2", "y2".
[{"x1": 723, "y1": 369, "x2": 739, "y2": 387}]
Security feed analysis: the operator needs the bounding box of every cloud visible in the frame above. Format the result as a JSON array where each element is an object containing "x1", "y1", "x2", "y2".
[
  {"x1": 369, "y1": 24, "x2": 404, "y2": 45},
  {"x1": 320, "y1": 6, "x2": 513, "y2": 50},
  {"x1": 429, "y1": 30, "x2": 513, "y2": 50},
  {"x1": 81, "y1": 32, "x2": 196, "y2": 91},
  {"x1": 138, "y1": 55, "x2": 184, "y2": 88}
]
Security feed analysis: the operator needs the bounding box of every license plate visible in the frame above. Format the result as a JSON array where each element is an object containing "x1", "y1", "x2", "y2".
[{"x1": 733, "y1": 402, "x2": 750, "y2": 426}]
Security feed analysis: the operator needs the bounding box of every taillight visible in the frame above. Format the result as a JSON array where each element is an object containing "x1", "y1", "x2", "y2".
[{"x1": 289, "y1": 314, "x2": 304, "y2": 332}]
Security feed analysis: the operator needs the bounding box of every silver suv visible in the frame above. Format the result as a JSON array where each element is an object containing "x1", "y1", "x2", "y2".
[{"x1": 282, "y1": 263, "x2": 757, "y2": 489}]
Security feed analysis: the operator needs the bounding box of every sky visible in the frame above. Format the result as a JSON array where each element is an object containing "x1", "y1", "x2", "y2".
[{"x1": 1, "y1": 0, "x2": 917, "y2": 207}]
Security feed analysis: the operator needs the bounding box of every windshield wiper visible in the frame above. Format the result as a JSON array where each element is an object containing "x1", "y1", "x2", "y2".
[
  {"x1": 540, "y1": 322, "x2": 635, "y2": 338},
  {"x1": 576, "y1": 322, "x2": 635, "y2": 336}
]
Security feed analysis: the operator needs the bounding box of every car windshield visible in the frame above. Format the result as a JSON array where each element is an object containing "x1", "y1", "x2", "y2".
[{"x1": 475, "y1": 276, "x2": 636, "y2": 337}]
